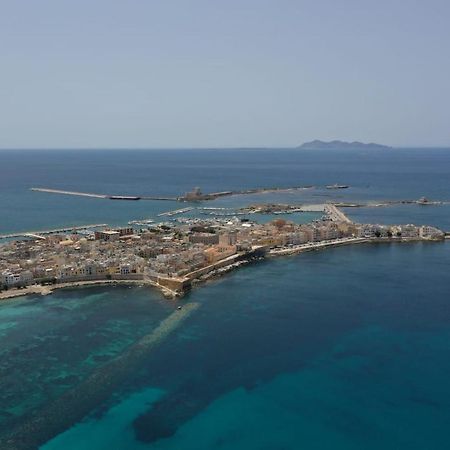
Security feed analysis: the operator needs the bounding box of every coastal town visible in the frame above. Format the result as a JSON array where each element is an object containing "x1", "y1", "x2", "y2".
[{"x1": 0, "y1": 204, "x2": 445, "y2": 300}]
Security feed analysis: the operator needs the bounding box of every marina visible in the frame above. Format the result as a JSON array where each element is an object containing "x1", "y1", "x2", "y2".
[{"x1": 128, "y1": 218, "x2": 155, "y2": 226}]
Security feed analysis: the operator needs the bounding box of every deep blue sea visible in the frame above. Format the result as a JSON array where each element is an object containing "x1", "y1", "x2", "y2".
[
  {"x1": 1, "y1": 148, "x2": 450, "y2": 449},
  {"x1": 1, "y1": 148, "x2": 450, "y2": 233}
]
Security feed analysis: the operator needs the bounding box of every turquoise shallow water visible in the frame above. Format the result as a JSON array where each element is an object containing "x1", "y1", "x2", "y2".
[
  {"x1": 0, "y1": 242, "x2": 444, "y2": 449},
  {"x1": 0, "y1": 286, "x2": 173, "y2": 428}
]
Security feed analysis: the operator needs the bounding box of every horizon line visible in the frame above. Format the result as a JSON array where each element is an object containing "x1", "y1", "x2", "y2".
[{"x1": 1, "y1": 145, "x2": 450, "y2": 151}]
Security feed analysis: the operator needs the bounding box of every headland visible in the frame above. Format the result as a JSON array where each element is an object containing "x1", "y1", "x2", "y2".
[{"x1": 1, "y1": 203, "x2": 445, "y2": 300}]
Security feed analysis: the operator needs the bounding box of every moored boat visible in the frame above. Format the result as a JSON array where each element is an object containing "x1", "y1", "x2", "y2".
[{"x1": 326, "y1": 184, "x2": 349, "y2": 189}]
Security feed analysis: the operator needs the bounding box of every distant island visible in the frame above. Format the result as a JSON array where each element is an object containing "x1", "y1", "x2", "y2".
[{"x1": 297, "y1": 140, "x2": 392, "y2": 150}]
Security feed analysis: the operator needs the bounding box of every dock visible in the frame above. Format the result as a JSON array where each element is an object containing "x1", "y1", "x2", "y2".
[
  {"x1": 157, "y1": 207, "x2": 194, "y2": 217},
  {"x1": 0, "y1": 224, "x2": 108, "y2": 240}
]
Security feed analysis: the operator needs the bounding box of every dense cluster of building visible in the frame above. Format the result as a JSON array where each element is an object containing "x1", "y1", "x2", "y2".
[{"x1": 0, "y1": 210, "x2": 444, "y2": 292}]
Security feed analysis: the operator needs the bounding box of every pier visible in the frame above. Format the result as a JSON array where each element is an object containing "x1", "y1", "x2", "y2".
[
  {"x1": 138, "y1": 196, "x2": 178, "y2": 201},
  {"x1": 31, "y1": 188, "x2": 178, "y2": 202},
  {"x1": 23, "y1": 233, "x2": 46, "y2": 241},
  {"x1": 157, "y1": 207, "x2": 195, "y2": 217},
  {"x1": 31, "y1": 188, "x2": 107, "y2": 199},
  {"x1": 0, "y1": 224, "x2": 108, "y2": 240},
  {"x1": 325, "y1": 204, "x2": 353, "y2": 223},
  {"x1": 31, "y1": 185, "x2": 318, "y2": 203}
]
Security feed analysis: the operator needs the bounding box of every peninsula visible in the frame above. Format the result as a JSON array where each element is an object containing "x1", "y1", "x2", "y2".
[
  {"x1": 297, "y1": 140, "x2": 392, "y2": 150},
  {"x1": 0, "y1": 204, "x2": 444, "y2": 301}
]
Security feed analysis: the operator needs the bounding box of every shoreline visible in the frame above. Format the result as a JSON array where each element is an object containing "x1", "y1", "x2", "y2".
[
  {"x1": 1, "y1": 237, "x2": 444, "y2": 303},
  {"x1": 0, "y1": 278, "x2": 180, "y2": 302}
]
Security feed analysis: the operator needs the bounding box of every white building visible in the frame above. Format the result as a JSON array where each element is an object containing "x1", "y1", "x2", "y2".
[{"x1": 420, "y1": 226, "x2": 444, "y2": 239}]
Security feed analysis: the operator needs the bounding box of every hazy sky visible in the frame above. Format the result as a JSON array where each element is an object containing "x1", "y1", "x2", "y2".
[{"x1": 1, "y1": 0, "x2": 449, "y2": 148}]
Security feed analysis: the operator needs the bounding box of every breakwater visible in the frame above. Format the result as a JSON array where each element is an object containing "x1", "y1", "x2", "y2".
[
  {"x1": 30, "y1": 188, "x2": 178, "y2": 201},
  {"x1": 0, "y1": 224, "x2": 108, "y2": 240},
  {"x1": 30, "y1": 185, "x2": 314, "y2": 203},
  {"x1": 0, "y1": 302, "x2": 200, "y2": 450},
  {"x1": 157, "y1": 207, "x2": 194, "y2": 217},
  {"x1": 30, "y1": 188, "x2": 107, "y2": 198}
]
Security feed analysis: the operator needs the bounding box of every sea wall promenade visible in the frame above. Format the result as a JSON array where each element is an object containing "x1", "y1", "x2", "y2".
[
  {"x1": 0, "y1": 247, "x2": 266, "y2": 301},
  {"x1": 269, "y1": 237, "x2": 369, "y2": 256},
  {"x1": 0, "y1": 277, "x2": 179, "y2": 302}
]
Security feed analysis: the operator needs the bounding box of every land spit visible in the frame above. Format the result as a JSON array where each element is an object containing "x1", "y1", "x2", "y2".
[{"x1": 0, "y1": 302, "x2": 200, "y2": 450}]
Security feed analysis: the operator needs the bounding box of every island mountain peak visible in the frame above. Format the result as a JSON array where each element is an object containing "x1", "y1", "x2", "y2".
[{"x1": 297, "y1": 140, "x2": 392, "y2": 150}]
